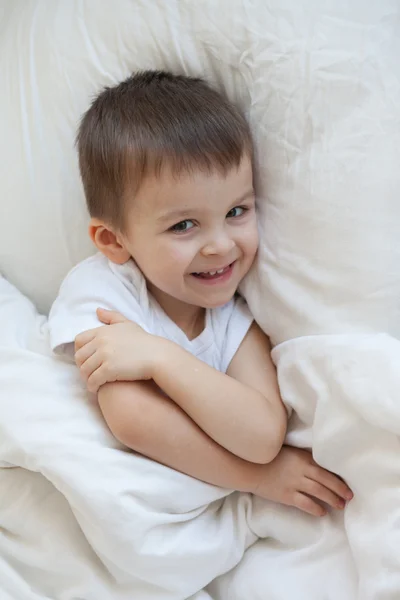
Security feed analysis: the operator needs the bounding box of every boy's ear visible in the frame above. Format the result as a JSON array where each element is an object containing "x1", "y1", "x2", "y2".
[{"x1": 88, "y1": 218, "x2": 130, "y2": 265}]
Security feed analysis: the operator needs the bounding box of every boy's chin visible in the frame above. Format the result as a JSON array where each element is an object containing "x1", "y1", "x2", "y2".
[{"x1": 198, "y1": 293, "x2": 236, "y2": 310}]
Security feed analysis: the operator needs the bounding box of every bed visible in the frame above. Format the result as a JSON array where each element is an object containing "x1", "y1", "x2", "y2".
[{"x1": 1, "y1": 1, "x2": 400, "y2": 599}]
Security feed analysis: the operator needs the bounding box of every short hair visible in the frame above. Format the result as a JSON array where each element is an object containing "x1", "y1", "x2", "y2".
[{"x1": 76, "y1": 70, "x2": 253, "y2": 230}]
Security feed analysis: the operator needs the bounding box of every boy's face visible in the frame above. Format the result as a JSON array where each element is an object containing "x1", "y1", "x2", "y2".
[{"x1": 119, "y1": 155, "x2": 258, "y2": 309}]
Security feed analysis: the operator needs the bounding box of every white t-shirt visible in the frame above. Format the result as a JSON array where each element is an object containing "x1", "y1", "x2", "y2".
[{"x1": 48, "y1": 253, "x2": 253, "y2": 373}]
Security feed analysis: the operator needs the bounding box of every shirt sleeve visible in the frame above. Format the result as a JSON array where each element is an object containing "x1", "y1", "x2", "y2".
[
  {"x1": 48, "y1": 254, "x2": 147, "y2": 354},
  {"x1": 219, "y1": 296, "x2": 254, "y2": 373}
]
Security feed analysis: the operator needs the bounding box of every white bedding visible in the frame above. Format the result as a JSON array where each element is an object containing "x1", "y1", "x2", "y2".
[
  {"x1": 2, "y1": 278, "x2": 400, "y2": 599},
  {"x1": 212, "y1": 334, "x2": 400, "y2": 599},
  {"x1": 0, "y1": 277, "x2": 256, "y2": 599},
  {"x1": 1, "y1": 0, "x2": 400, "y2": 598}
]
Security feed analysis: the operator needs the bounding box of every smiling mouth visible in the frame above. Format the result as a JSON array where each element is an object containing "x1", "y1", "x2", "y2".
[{"x1": 192, "y1": 263, "x2": 234, "y2": 280}]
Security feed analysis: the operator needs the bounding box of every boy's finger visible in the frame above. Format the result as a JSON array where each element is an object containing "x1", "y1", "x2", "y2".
[
  {"x1": 97, "y1": 308, "x2": 127, "y2": 325},
  {"x1": 293, "y1": 492, "x2": 326, "y2": 517},
  {"x1": 87, "y1": 367, "x2": 108, "y2": 394},
  {"x1": 75, "y1": 340, "x2": 97, "y2": 367},
  {"x1": 310, "y1": 466, "x2": 353, "y2": 501},
  {"x1": 79, "y1": 352, "x2": 102, "y2": 383},
  {"x1": 75, "y1": 329, "x2": 97, "y2": 351},
  {"x1": 303, "y1": 479, "x2": 344, "y2": 510}
]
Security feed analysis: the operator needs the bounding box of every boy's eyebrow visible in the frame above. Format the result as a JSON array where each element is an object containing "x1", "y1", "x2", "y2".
[
  {"x1": 231, "y1": 189, "x2": 255, "y2": 204},
  {"x1": 157, "y1": 208, "x2": 194, "y2": 223},
  {"x1": 157, "y1": 189, "x2": 255, "y2": 223}
]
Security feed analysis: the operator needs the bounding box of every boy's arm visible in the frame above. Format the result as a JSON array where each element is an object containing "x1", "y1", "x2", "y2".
[
  {"x1": 98, "y1": 380, "x2": 353, "y2": 516},
  {"x1": 152, "y1": 322, "x2": 287, "y2": 464},
  {"x1": 76, "y1": 312, "x2": 287, "y2": 464},
  {"x1": 98, "y1": 379, "x2": 261, "y2": 491}
]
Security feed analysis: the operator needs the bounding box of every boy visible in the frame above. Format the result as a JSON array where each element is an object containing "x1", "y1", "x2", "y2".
[{"x1": 49, "y1": 71, "x2": 351, "y2": 515}]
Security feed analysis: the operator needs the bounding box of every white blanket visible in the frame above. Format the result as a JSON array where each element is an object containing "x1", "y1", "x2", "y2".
[
  {"x1": 0, "y1": 277, "x2": 256, "y2": 599},
  {"x1": 1, "y1": 278, "x2": 400, "y2": 599},
  {"x1": 211, "y1": 333, "x2": 400, "y2": 599}
]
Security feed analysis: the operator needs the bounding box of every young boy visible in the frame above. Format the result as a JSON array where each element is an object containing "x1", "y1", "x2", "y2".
[{"x1": 49, "y1": 71, "x2": 351, "y2": 516}]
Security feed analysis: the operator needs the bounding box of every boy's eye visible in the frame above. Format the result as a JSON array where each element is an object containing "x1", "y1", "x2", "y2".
[
  {"x1": 226, "y1": 206, "x2": 246, "y2": 219},
  {"x1": 170, "y1": 219, "x2": 195, "y2": 233}
]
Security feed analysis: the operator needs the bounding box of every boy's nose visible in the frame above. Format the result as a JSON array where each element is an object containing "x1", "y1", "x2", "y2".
[{"x1": 201, "y1": 233, "x2": 235, "y2": 257}]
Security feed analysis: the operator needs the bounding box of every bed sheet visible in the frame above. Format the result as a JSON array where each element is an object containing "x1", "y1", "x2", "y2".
[{"x1": 2, "y1": 280, "x2": 400, "y2": 599}]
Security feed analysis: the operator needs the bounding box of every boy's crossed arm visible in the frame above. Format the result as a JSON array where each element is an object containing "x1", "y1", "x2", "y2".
[
  {"x1": 76, "y1": 312, "x2": 352, "y2": 516},
  {"x1": 94, "y1": 380, "x2": 352, "y2": 516},
  {"x1": 75, "y1": 309, "x2": 287, "y2": 464}
]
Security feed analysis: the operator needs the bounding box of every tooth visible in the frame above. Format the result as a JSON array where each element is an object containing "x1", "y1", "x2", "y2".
[
  {"x1": 217, "y1": 268, "x2": 224, "y2": 274},
  {"x1": 209, "y1": 271, "x2": 216, "y2": 275}
]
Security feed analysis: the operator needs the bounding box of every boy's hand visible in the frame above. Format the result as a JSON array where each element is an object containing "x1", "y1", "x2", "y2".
[
  {"x1": 252, "y1": 446, "x2": 353, "y2": 517},
  {"x1": 74, "y1": 308, "x2": 161, "y2": 393}
]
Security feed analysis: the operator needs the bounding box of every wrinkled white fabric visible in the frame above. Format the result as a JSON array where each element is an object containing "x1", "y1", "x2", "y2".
[
  {"x1": 1, "y1": 0, "x2": 399, "y2": 343},
  {"x1": 212, "y1": 333, "x2": 400, "y2": 599},
  {"x1": 0, "y1": 278, "x2": 257, "y2": 600},
  {"x1": 2, "y1": 281, "x2": 400, "y2": 599},
  {"x1": 1, "y1": 1, "x2": 400, "y2": 598}
]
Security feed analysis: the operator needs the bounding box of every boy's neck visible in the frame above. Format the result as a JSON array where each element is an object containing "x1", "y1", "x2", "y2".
[{"x1": 147, "y1": 283, "x2": 205, "y2": 341}]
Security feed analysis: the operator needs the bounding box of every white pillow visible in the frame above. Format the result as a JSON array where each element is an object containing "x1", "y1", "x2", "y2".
[{"x1": 1, "y1": 0, "x2": 400, "y2": 342}]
